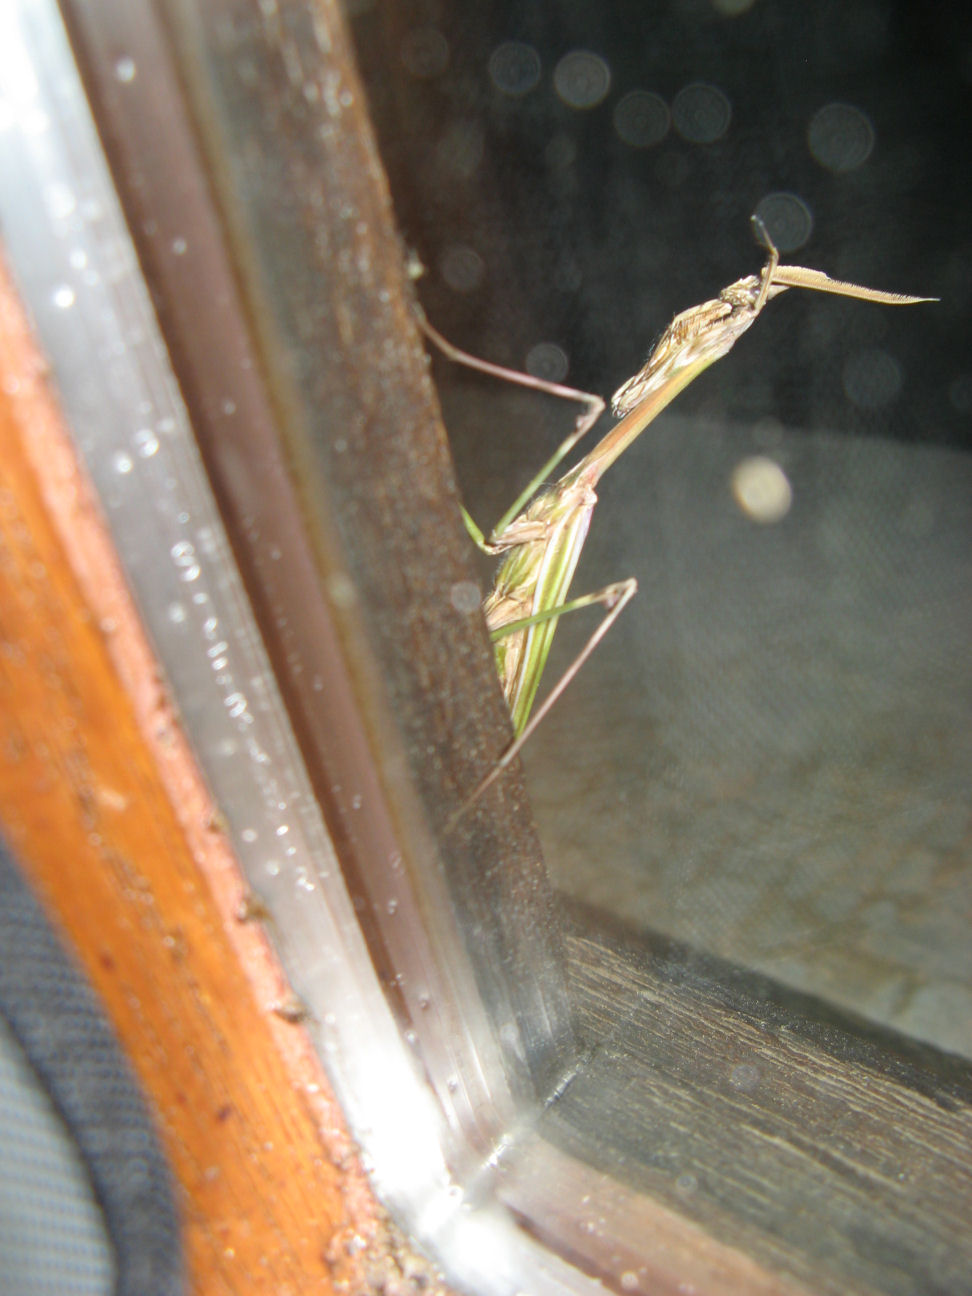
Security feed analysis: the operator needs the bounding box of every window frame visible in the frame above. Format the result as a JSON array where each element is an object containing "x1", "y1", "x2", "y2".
[{"x1": 5, "y1": 0, "x2": 968, "y2": 1292}]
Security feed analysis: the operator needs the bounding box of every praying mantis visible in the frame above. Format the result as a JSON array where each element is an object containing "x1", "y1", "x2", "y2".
[{"x1": 420, "y1": 218, "x2": 935, "y2": 816}]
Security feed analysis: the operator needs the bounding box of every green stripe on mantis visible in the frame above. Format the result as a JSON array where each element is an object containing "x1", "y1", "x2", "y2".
[{"x1": 488, "y1": 349, "x2": 719, "y2": 735}]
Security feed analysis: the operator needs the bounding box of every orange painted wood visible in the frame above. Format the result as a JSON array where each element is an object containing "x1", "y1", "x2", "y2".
[{"x1": 0, "y1": 255, "x2": 436, "y2": 1292}]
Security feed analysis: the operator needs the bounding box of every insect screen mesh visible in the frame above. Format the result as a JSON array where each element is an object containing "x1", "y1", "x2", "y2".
[{"x1": 348, "y1": 1, "x2": 970, "y2": 1056}]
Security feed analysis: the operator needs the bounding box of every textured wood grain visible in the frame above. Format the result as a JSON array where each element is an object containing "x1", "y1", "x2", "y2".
[{"x1": 551, "y1": 904, "x2": 972, "y2": 1296}]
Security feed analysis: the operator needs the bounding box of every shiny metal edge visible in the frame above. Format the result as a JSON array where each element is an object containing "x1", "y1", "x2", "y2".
[{"x1": 0, "y1": 3, "x2": 604, "y2": 1292}]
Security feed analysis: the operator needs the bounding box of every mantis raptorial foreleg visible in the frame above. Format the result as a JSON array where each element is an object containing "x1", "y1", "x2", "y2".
[{"x1": 421, "y1": 220, "x2": 935, "y2": 824}]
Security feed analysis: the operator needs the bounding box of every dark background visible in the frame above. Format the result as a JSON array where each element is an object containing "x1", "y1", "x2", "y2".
[{"x1": 349, "y1": 0, "x2": 970, "y2": 455}]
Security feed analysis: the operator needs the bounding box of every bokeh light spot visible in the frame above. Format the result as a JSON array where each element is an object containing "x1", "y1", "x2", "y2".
[
  {"x1": 671, "y1": 82, "x2": 732, "y2": 143},
  {"x1": 436, "y1": 120, "x2": 484, "y2": 177},
  {"x1": 807, "y1": 102, "x2": 875, "y2": 172},
  {"x1": 488, "y1": 41, "x2": 541, "y2": 97},
  {"x1": 842, "y1": 347, "x2": 902, "y2": 408},
  {"x1": 525, "y1": 342, "x2": 569, "y2": 383},
  {"x1": 613, "y1": 91, "x2": 670, "y2": 148},
  {"x1": 400, "y1": 27, "x2": 449, "y2": 79},
  {"x1": 544, "y1": 133, "x2": 577, "y2": 171},
  {"x1": 553, "y1": 51, "x2": 612, "y2": 110},
  {"x1": 449, "y1": 580, "x2": 482, "y2": 614},
  {"x1": 753, "y1": 192, "x2": 814, "y2": 252},
  {"x1": 731, "y1": 457, "x2": 793, "y2": 524},
  {"x1": 439, "y1": 245, "x2": 485, "y2": 293}
]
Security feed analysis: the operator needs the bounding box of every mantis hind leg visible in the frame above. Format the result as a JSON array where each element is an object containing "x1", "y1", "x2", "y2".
[{"x1": 446, "y1": 577, "x2": 638, "y2": 830}]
